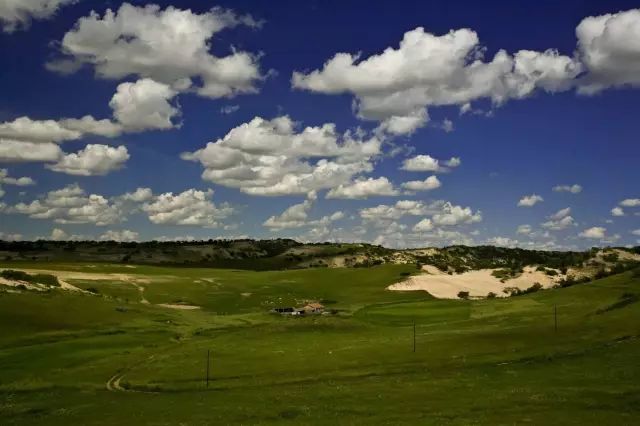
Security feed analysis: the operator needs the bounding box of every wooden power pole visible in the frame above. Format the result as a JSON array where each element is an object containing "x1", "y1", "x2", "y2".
[
  {"x1": 206, "y1": 349, "x2": 210, "y2": 388},
  {"x1": 413, "y1": 319, "x2": 416, "y2": 353}
]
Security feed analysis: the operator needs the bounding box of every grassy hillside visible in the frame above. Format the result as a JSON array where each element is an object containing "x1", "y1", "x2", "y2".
[{"x1": 1, "y1": 261, "x2": 639, "y2": 424}]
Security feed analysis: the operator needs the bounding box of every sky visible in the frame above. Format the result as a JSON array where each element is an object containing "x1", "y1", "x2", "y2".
[{"x1": 0, "y1": 0, "x2": 639, "y2": 249}]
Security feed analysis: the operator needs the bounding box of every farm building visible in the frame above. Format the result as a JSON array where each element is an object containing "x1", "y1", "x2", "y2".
[
  {"x1": 301, "y1": 302, "x2": 324, "y2": 314},
  {"x1": 272, "y1": 302, "x2": 325, "y2": 315}
]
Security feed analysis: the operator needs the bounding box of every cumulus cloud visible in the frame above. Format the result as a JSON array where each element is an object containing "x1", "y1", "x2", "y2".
[
  {"x1": 611, "y1": 207, "x2": 625, "y2": 217},
  {"x1": 293, "y1": 26, "x2": 581, "y2": 129},
  {"x1": 120, "y1": 187, "x2": 154, "y2": 203},
  {"x1": 401, "y1": 155, "x2": 459, "y2": 173},
  {"x1": 142, "y1": 189, "x2": 233, "y2": 227},
  {"x1": 631, "y1": 229, "x2": 640, "y2": 236},
  {"x1": 579, "y1": 226, "x2": 607, "y2": 239},
  {"x1": 220, "y1": 105, "x2": 240, "y2": 114},
  {"x1": 401, "y1": 175, "x2": 441, "y2": 192},
  {"x1": 542, "y1": 207, "x2": 576, "y2": 230},
  {"x1": 486, "y1": 236, "x2": 520, "y2": 248},
  {"x1": 517, "y1": 224, "x2": 533, "y2": 235},
  {"x1": 0, "y1": 231, "x2": 23, "y2": 241},
  {"x1": 0, "y1": 169, "x2": 35, "y2": 186},
  {"x1": 99, "y1": 229, "x2": 139, "y2": 242},
  {"x1": 432, "y1": 202, "x2": 482, "y2": 226},
  {"x1": 412, "y1": 218, "x2": 434, "y2": 232},
  {"x1": 263, "y1": 194, "x2": 344, "y2": 230},
  {"x1": 0, "y1": 0, "x2": 77, "y2": 33},
  {"x1": 553, "y1": 184, "x2": 582, "y2": 194},
  {"x1": 182, "y1": 116, "x2": 381, "y2": 196},
  {"x1": 360, "y1": 200, "x2": 442, "y2": 226},
  {"x1": 444, "y1": 157, "x2": 461, "y2": 168},
  {"x1": 375, "y1": 108, "x2": 429, "y2": 135},
  {"x1": 576, "y1": 9, "x2": 640, "y2": 94},
  {"x1": 47, "y1": 3, "x2": 263, "y2": 99},
  {"x1": 518, "y1": 194, "x2": 543, "y2": 207},
  {"x1": 9, "y1": 184, "x2": 123, "y2": 226},
  {"x1": 109, "y1": 79, "x2": 180, "y2": 131},
  {"x1": 0, "y1": 139, "x2": 63, "y2": 163},
  {"x1": 620, "y1": 198, "x2": 640, "y2": 207},
  {"x1": 326, "y1": 177, "x2": 399, "y2": 199},
  {"x1": 45, "y1": 144, "x2": 129, "y2": 176}
]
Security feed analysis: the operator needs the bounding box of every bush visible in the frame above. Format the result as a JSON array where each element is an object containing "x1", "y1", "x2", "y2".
[
  {"x1": 487, "y1": 292, "x2": 497, "y2": 299},
  {"x1": 0, "y1": 270, "x2": 59, "y2": 287},
  {"x1": 457, "y1": 291, "x2": 470, "y2": 299}
]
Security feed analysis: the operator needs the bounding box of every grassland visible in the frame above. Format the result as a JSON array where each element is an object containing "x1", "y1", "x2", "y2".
[{"x1": 1, "y1": 260, "x2": 639, "y2": 425}]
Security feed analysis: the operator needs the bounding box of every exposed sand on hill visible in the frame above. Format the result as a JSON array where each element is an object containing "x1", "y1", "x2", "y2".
[
  {"x1": 157, "y1": 303, "x2": 201, "y2": 310},
  {"x1": 389, "y1": 265, "x2": 562, "y2": 299}
]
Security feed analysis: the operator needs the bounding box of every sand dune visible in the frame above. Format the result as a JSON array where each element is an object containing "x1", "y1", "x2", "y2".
[{"x1": 389, "y1": 265, "x2": 562, "y2": 299}]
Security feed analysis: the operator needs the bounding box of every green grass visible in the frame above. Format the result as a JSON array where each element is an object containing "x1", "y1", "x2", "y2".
[{"x1": 0, "y1": 262, "x2": 639, "y2": 424}]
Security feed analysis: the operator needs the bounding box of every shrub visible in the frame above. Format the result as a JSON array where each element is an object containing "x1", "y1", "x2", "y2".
[
  {"x1": 487, "y1": 292, "x2": 497, "y2": 299},
  {"x1": 457, "y1": 291, "x2": 470, "y2": 299},
  {"x1": 0, "y1": 270, "x2": 59, "y2": 287}
]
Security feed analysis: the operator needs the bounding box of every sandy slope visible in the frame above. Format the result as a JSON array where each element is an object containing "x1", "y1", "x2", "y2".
[{"x1": 388, "y1": 265, "x2": 562, "y2": 299}]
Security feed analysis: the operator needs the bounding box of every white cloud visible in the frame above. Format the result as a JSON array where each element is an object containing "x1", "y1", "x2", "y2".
[
  {"x1": 579, "y1": 226, "x2": 606, "y2": 239},
  {"x1": 9, "y1": 184, "x2": 123, "y2": 226},
  {"x1": 631, "y1": 229, "x2": 640, "y2": 236},
  {"x1": 59, "y1": 116, "x2": 123, "y2": 138},
  {"x1": 401, "y1": 175, "x2": 441, "y2": 192},
  {"x1": 0, "y1": 139, "x2": 63, "y2": 163},
  {"x1": 0, "y1": 0, "x2": 76, "y2": 33},
  {"x1": 326, "y1": 177, "x2": 399, "y2": 199},
  {"x1": 620, "y1": 198, "x2": 640, "y2": 207},
  {"x1": 441, "y1": 118, "x2": 454, "y2": 133},
  {"x1": 182, "y1": 116, "x2": 381, "y2": 196},
  {"x1": 412, "y1": 218, "x2": 434, "y2": 232},
  {"x1": 444, "y1": 157, "x2": 461, "y2": 168},
  {"x1": 518, "y1": 194, "x2": 544, "y2": 207},
  {"x1": 0, "y1": 169, "x2": 35, "y2": 186},
  {"x1": 293, "y1": 27, "x2": 581, "y2": 128},
  {"x1": 401, "y1": 154, "x2": 458, "y2": 173},
  {"x1": 375, "y1": 108, "x2": 429, "y2": 135},
  {"x1": 360, "y1": 200, "x2": 442, "y2": 226},
  {"x1": 542, "y1": 216, "x2": 575, "y2": 231},
  {"x1": 99, "y1": 229, "x2": 139, "y2": 242},
  {"x1": 576, "y1": 9, "x2": 640, "y2": 94},
  {"x1": 611, "y1": 207, "x2": 625, "y2": 217},
  {"x1": 432, "y1": 202, "x2": 482, "y2": 226},
  {"x1": 487, "y1": 236, "x2": 519, "y2": 248},
  {"x1": 220, "y1": 105, "x2": 240, "y2": 114},
  {"x1": 45, "y1": 144, "x2": 129, "y2": 176},
  {"x1": 142, "y1": 189, "x2": 233, "y2": 227},
  {"x1": 550, "y1": 207, "x2": 571, "y2": 220},
  {"x1": 0, "y1": 231, "x2": 23, "y2": 241},
  {"x1": 47, "y1": 3, "x2": 263, "y2": 99},
  {"x1": 263, "y1": 193, "x2": 344, "y2": 230},
  {"x1": 553, "y1": 184, "x2": 582, "y2": 194},
  {"x1": 516, "y1": 224, "x2": 533, "y2": 235},
  {"x1": 109, "y1": 79, "x2": 180, "y2": 131},
  {"x1": 121, "y1": 187, "x2": 153, "y2": 203}
]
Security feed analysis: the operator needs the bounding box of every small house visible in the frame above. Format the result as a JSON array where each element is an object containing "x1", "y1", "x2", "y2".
[{"x1": 301, "y1": 302, "x2": 324, "y2": 314}]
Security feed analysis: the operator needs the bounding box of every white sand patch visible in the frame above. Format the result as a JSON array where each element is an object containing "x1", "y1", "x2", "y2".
[
  {"x1": 0, "y1": 269, "x2": 86, "y2": 292},
  {"x1": 389, "y1": 266, "x2": 562, "y2": 299},
  {"x1": 157, "y1": 303, "x2": 201, "y2": 310},
  {"x1": 0, "y1": 277, "x2": 46, "y2": 291}
]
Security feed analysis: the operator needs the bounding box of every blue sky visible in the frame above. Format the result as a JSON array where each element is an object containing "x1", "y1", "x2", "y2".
[{"x1": 0, "y1": 0, "x2": 638, "y2": 249}]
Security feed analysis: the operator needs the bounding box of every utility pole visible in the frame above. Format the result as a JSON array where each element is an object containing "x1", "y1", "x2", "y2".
[
  {"x1": 554, "y1": 305, "x2": 558, "y2": 333},
  {"x1": 413, "y1": 319, "x2": 416, "y2": 353},
  {"x1": 206, "y1": 349, "x2": 210, "y2": 388}
]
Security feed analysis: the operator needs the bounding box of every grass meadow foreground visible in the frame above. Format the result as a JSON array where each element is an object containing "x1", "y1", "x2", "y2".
[{"x1": 1, "y1": 261, "x2": 639, "y2": 424}]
